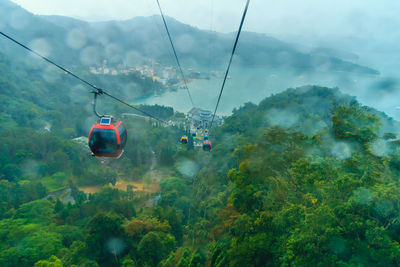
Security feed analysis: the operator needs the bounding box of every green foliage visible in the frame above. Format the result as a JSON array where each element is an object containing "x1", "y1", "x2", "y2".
[
  {"x1": 13, "y1": 200, "x2": 53, "y2": 223},
  {"x1": 159, "y1": 177, "x2": 189, "y2": 206},
  {"x1": 121, "y1": 257, "x2": 136, "y2": 267},
  {"x1": 85, "y1": 213, "x2": 124, "y2": 263},
  {"x1": 332, "y1": 104, "x2": 381, "y2": 143},
  {"x1": 189, "y1": 249, "x2": 206, "y2": 267},
  {"x1": 0, "y1": 220, "x2": 63, "y2": 267},
  {"x1": 138, "y1": 231, "x2": 176, "y2": 266},
  {"x1": 203, "y1": 86, "x2": 400, "y2": 266},
  {"x1": 3, "y1": 74, "x2": 400, "y2": 267},
  {"x1": 138, "y1": 104, "x2": 174, "y2": 119},
  {"x1": 34, "y1": 255, "x2": 63, "y2": 267}
]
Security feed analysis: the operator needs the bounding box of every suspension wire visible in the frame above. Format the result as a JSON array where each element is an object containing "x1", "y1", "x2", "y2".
[
  {"x1": 0, "y1": 31, "x2": 166, "y2": 123},
  {"x1": 145, "y1": 0, "x2": 176, "y2": 66},
  {"x1": 102, "y1": 91, "x2": 165, "y2": 123},
  {"x1": 209, "y1": 0, "x2": 250, "y2": 129},
  {"x1": 0, "y1": 32, "x2": 100, "y2": 91},
  {"x1": 155, "y1": 0, "x2": 195, "y2": 108}
]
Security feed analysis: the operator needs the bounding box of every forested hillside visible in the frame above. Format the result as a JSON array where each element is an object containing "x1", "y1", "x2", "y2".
[{"x1": 2, "y1": 50, "x2": 400, "y2": 267}]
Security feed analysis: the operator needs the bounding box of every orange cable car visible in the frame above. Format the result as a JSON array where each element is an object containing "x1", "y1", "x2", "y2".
[
  {"x1": 88, "y1": 116, "x2": 127, "y2": 158},
  {"x1": 203, "y1": 140, "x2": 212, "y2": 152}
]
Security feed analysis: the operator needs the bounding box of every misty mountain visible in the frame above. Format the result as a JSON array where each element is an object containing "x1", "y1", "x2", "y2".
[
  {"x1": 220, "y1": 85, "x2": 400, "y2": 140},
  {"x1": 0, "y1": 0, "x2": 379, "y2": 75}
]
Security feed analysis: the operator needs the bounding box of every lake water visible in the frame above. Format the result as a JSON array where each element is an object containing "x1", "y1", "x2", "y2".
[{"x1": 133, "y1": 63, "x2": 399, "y2": 120}]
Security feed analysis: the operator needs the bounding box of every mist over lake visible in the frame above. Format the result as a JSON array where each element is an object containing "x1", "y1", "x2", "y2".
[{"x1": 135, "y1": 63, "x2": 387, "y2": 118}]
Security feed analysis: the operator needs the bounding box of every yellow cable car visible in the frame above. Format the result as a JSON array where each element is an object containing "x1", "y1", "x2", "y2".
[{"x1": 180, "y1": 135, "x2": 189, "y2": 145}]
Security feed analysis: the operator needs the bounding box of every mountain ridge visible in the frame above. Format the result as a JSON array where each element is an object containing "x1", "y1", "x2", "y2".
[{"x1": 0, "y1": 0, "x2": 379, "y2": 75}]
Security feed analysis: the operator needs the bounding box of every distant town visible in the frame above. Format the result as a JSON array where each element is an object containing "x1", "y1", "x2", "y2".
[{"x1": 89, "y1": 60, "x2": 223, "y2": 88}]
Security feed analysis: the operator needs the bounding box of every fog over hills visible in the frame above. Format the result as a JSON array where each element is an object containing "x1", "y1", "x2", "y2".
[
  {"x1": 4, "y1": 0, "x2": 400, "y2": 122},
  {"x1": 0, "y1": 0, "x2": 378, "y2": 75}
]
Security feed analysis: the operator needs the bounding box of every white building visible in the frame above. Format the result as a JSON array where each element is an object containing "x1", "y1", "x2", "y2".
[{"x1": 188, "y1": 107, "x2": 224, "y2": 126}]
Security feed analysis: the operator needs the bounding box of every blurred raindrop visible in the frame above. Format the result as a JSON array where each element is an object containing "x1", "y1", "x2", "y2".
[
  {"x1": 175, "y1": 34, "x2": 195, "y2": 54},
  {"x1": 9, "y1": 9, "x2": 30, "y2": 30},
  {"x1": 69, "y1": 84, "x2": 88, "y2": 104},
  {"x1": 177, "y1": 159, "x2": 199, "y2": 178},
  {"x1": 82, "y1": 116, "x2": 97, "y2": 136},
  {"x1": 370, "y1": 139, "x2": 389, "y2": 157},
  {"x1": 106, "y1": 238, "x2": 125, "y2": 256},
  {"x1": 80, "y1": 46, "x2": 101, "y2": 65},
  {"x1": 121, "y1": 83, "x2": 141, "y2": 99},
  {"x1": 66, "y1": 28, "x2": 87, "y2": 50},
  {"x1": 105, "y1": 43, "x2": 123, "y2": 64},
  {"x1": 42, "y1": 65, "x2": 60, "y2": 83},
  {"x1": 353, "y1": 187, "x2": 373, "y2": 206},
  {"x1": 328, "y1": 237, "x2": 346, "y2": 255},
  {"x1": 21, "y1": 160, "x2": 39, "y2": 178},
  {"x1": 30, "y1": 38, "x2": 52, "y2": 58},
  {"x1": 124, "y1": 50, "x2": 142, "y2": 67},
  {"x1": 374, "y1": 199, "x2": 394, "y2": 218},
  {"x1": 304, "y1": 120, "x2": 327, "y2": 135},
  {"x1": 331, "y1": 142, "x2": 352, "y2": 160},
  {"x1": 265, "y1": 108, "x2": 299, "y2": 128}
]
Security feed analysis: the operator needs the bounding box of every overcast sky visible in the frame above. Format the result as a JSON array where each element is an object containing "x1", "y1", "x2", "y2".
[
  {"x1": 9, "y1": 0, "x2": 400, "y2": 72},
  {"x1": 10, "y1": 0, "x2": 400, "y2": 39}
]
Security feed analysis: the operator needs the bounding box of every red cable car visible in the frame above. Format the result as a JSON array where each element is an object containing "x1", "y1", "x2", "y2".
[
  {"x1": 203, "y1": 140, "x2": 212, "y2": 152},
  {"x1": 88, "y1": 117, "x2": 127, "y2": 158}
]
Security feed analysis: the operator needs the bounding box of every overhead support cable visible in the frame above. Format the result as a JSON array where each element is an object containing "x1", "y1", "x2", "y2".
[
  {"x1": 155, "y1": 0, "x2": 195, "y2": 107},
  {"x1": 209, "y1": 0, "x2": 250, "y2": 129},
  {"x1": 0, "y1": 31, "x2": 166, "y2": 123}
]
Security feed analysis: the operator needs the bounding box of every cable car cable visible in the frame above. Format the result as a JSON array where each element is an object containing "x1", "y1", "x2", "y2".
[
  {"x1": 101, "y1": 91, "x2": 165, "y2": 123},
  {"x1": 0, "y1": 31, "x2": 101, "y2": 91},
  {"x1": 145, "y1": 0, "x2": 177, "y2": 67},
  {"x1": 155, "y1": 0, "x2": 195, "y2": 107},
  {"x1": 0, "y1": 31, "x2": 166, "y2": 123},
  {"x1": 209, "y1": 0, "x2": 250, "y2": 129}
]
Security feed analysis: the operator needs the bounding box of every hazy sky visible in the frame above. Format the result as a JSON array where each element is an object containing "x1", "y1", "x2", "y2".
[
  {"x1": 10, "y1": 0, "x2": 400, "y2": 40},
  {"x1": 10, "y1": 0, "x2": 400, "y2": 73}
]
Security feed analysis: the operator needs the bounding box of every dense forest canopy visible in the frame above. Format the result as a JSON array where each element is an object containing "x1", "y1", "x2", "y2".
[
  {"x1": 2, "y1": 0, "x2": 400, "y2": 266},
  {"x1": 3, "y1": 51, "x2": 400, "y2": 265}
]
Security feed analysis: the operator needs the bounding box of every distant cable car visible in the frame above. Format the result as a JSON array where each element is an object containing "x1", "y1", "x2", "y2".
[
  {"x1": 205, "y1": 129, "x2": 209, "y2": 133},
  {"x1": 88, "y1": 116, "x2": 127, "y2": 158},
  {"x1": 204, "y1": 135, "x2": 209, "y2": 140},
  {"x1": 192, "y1": 132, "x2": 197, "y2": 137},
  {"x1": 197, "y1": 126, "x2": 200, "y2": 130},
  {"x1": 180, "y1": 135, "x2": 189, "y2": 145},
  {"x1": 203, "y1": 141, "x2": 212, "y2": 152}
]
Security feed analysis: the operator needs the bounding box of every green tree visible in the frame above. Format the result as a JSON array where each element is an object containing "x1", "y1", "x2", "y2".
[
  {"x1": 138, "y1": 232, "x2": 164, "y2": 266},
  {"x1": 34, "y1": 255, "x2": 63, "y2": 267},
  {"x1": 85, "y1": 213, "x2": 124, "y2": 265}
]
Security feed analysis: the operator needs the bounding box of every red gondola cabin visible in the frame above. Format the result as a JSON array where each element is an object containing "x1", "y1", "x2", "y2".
[
  {"x1": 88, "y1": 117, "x2": 127, "y2": 158},
  {"x1": 203, "y1": 141, "x2": 212, "y2": 152}
]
